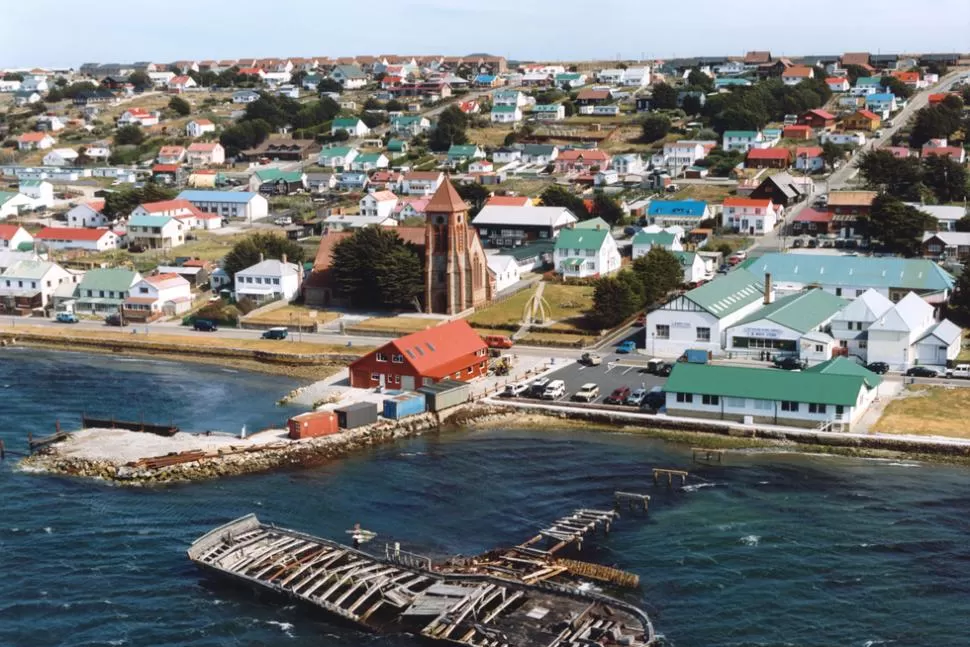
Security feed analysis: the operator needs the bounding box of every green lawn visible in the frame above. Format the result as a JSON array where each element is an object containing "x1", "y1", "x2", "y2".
[{"x1": 468, "y1": 283, "x2": 596, "y2": 333}]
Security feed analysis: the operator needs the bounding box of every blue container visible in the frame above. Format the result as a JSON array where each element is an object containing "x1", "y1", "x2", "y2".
[
  {"x1": 382, "y1": 392, "x2": 427, "y2": 420},
  {"x1": 683, "y1": 349, "x2": 709, "y2": 364}
]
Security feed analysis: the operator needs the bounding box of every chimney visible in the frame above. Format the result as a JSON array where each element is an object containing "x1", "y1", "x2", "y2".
[
  {"x1": 282, "y1": 253, "x2": 288, "y2": 265},
  {"x1": 763, "y1": 273, "x2": 773, "y2": 305},
  {"x1": 259, "y1": 252, "x2": 264, "y2": 262}
]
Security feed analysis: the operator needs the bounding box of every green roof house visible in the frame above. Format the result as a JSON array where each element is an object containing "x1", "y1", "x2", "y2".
[
  {"x1": 317, "y1": 146, "x2": 359, "y2": 169},
  {"x1": 387, "y1": 138, "x2": 409, "y2": 154},
  {"x1": 662, "y1": 360, "x2": 882, "y2": 429},
  {"x1": 554, "y1": 225, "x2": 620, "y2": 279},
  {"x1": 647, "y1": 269, "x2": 765, "y2": 356},
  {"x1": 447, "y1": 144, "x2": 485, "y2": 163},
  {"x1": 350, "y1": 152, "x2": 390, "y2": 171},
  {"x1": 631, "y1": 231, "x2": 682, "y2": 254},
  {"x1": 75, "y1": 268, "x2": 141, "y2": 314},
  {"x1": 331, "y1": 117, "x2": 370, "y2": 138},
  {"x1": 724, "y1": 288, "x2": 849, "y2": 355}
]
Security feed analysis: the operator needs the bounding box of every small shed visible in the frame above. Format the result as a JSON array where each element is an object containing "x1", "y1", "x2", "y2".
[
  {"x1": 335, "y1": 401, "x2": 379, "y2": 429},
  {"x1": 382, "y1": 391, "x2": 427, "y2": 420},
  {"x1": 287, "y1": 411, "x2": 339, "y2": 439},
  {"x1": 418, "y1": 379, "x2": 471, "y2": 413}
]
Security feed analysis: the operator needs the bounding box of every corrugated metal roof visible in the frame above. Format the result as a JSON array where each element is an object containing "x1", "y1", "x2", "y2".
[
  {"x1": 739, "y1": 253, "x2": 955, "y2": 292},
  {"x1": 665, "y1": 362, "x2": 872, "y2": 406},
  {"x1": 732, "y1": 289, "x2": 848, "y2": 334},
  {"x1": 177, "y1": 190, "x2": 261, "y2": 204},
  {"x1": 683, "y1": 269, "x2": 764, "y2": 317},
  {"x1": 804, "y1": 357, "x2": 884, "y2": 387},
  {"x1": 555, "y1": 227, "x2": 609, "y2": 251}
]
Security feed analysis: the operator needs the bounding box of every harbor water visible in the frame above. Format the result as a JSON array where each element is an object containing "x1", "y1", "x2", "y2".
[{"x1": 1, "y1": 348, "x2": 969, "y2": 646}]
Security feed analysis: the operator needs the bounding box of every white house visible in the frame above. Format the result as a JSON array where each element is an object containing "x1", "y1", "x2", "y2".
[
  {"x1": 647, "y1": 269, "x2": 766, "y2": 356},
  {"x1": 0, "y1": 260, "x2": 73, "y2": 309},
  {"x1": 20, "y1": 76, "x2": 48, "y2": 93},
  {"x1": 18, "y1": 180, "x2": 54, "y2": 209},
  {"x1": 66, "y1": 202, "x2": 110, "y2": 228},
  {"x1": 532, "y1": 104, "x2": 566, "y2": 121},
  {"x1": 117, "y1": 109, "x2": 158, "y2": 127},
  {"x1": 915, "y1": 319, "x2": 962, "y2": 369},
  {"x1": 651, "y1": 141, "x2": 711, "y2": 172},
  {"x1": 867, "y1": 292, "x2": 955, "y2": 371},
  {"x1": 359, "y1": 190, "x2": 399, "y2": 219},
  {"x1": 553, "y1": 226, "x2": 621, "y2": 279},
  {"x1": 491, "y1": 105, "x2": 522, "y2": 123},
  {"x1": 469, "y1": 160, "x2": 494, "y2": 173},
  {"x1": 330, "y1": 64, "x2": 368, "y2": 89},
  {"x1": 722, "y1": 131, "x2": 767, "y2": 153},
  {"x1": 401, "y1": 171, "x2": 444, "y2": 196},
  {"x1": 632, "y1": 229, "x2": 684, "y2": 257},
  {"x1": 318, "y1": 146, "x2": 359, "y2": 169},
  {"x1": 186, "y1": 119, "x2": 216, "y2": 138},
  {"x1": 673, "y1": 251, "x2": 708, "y2": 284},
  {"x1": 613, "y1": 154, "x2": 646, "y2": 175},
  {"x1": 487, "y1": 254, "x2": 522, "y2": 293},
  {"x1": 820, "y1": 131, "x2": 867, "y2": 146},
  {"x1": 663, "y1": 359, "x2": 882, "y2": 430},
  {"x1": 127, "y1": 214, "x2": 186, "y2": 249},
  {"x1": 350, "y1": 152, "x2": 389, "y2": 172},
  {"x1": 36, "y1": 115, "x2": 66, "y2": 132},
  {"x1": 34, "y1": 226, "x2": 119, "y2": 252},
  {"x1": 148, "y1": 71, "x2": 176, "y2": 87},
  {"x1": 234, "y1": 258, "x2": 303, "y2": 303},
  {"x1": 17, "y1": 132, "x2": 56, "y2": 151},
  {"x1": 0, "y1": 192, "x2": 32, "y2": 220},
  {"x1": 176, "y1": 190, "x2": 268, "y2": 223},
  {"x1": 331, "y1": 118, "x2": 370, "y2": 138},
  {"x1": 472, "y1": 206, "x2": 577, "y2": 247},
  {"x1": 233, "y1": 90, "x2": 260, "y2": 104},
  {"x1": 168, "y1": 75, "x2": 197, "y2": 92},
  {"x1": 493, "y1": 90, "x2": 527, "y2": 107},
  {"x1": 157, "y1": 145, "x2": 187, "y2": 164},
  {"x1": 721, "y1": 197, "x2": 779, "y2": 236},
  {"x1": 0, "y1": 224, "x2": 34, "y2": 251},
  {"x1": 123, "y1": 272, "x2": 193, "y2": 321},
  {"x1": 865, "y1": 93, "x2": 898, "y2": 119},
  {"x1": 84, "y1": 144, "x2": 112, "y2": 161},
  {"x1": 830, "y1": 288, "x2": 895, "y2": 362},
  {"x1": 492, "y1": 147, "x2": 523, "y2": 164},
  {"x1": 186, "y1": 142, "x2": 225, "y2": 166},
  {"x1": 42, "y1": 148, "x2": 79, "y2": 167},
  {"x1": 909, "y1": 204, "x2": 966, "y2": 232}
]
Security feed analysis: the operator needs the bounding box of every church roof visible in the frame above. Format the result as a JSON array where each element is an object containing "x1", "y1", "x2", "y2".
[{"x1": 425, "y1": 179, "x2": 469, "y2": 213}]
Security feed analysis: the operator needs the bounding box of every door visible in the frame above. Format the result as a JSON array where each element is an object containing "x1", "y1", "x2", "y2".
[{"x1": 401, "y1": 375, "x2": 415, "y2": 391}]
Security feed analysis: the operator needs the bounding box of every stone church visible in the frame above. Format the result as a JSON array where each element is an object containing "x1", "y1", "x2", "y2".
[{"x1": 303, "y1": 180, "x2": 493, "y2": 314}]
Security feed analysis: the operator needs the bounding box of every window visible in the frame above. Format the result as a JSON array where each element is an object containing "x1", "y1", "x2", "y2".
[
  {"x1": 139, "y1": 287, "x2": 149, "y2": 294},
  {"x1": 655, "y1": 324, "x2": 670, "y2": 339},
  {"x1": 572, "y1": 248, "x2": 581, "y2": 256},
  {"x1": 99, "y1": 291, "x2": 104, "y2": 297},
  {"x1": 815, "y1": 344, "x2": 824, "y2": 352},
  {"x1": 835, "y1": 405, "x2": 845, "y2": 415},
  {"x1": 781, "y1": 401, "x2": 799, "y2": 412},
  {"x1": 855, "y1": 289, "x2": 865, "y2": 297},
  {"x1": 376, "y1": 352, "x2": 387, "y2": 362},
  {"x1": 273, "y1": 278, "x2": 280, "y2": 285},
  {"x1": 479, "y1": 362, "x2": 486, "y2": 369},
  {"x1": 809, "y1": 403, "x2": 827, "y2": 414},
  {"x1": 752, "y1": 399, "x2": 772, "y2": 411},
  {"x1": 391, "y1": 354, "x2": 404, "y2": 363},
  {"x1": 370, "y1": 372, "x2": 380, "y2": 381},
  {"x1": 859, "y1": 340, "x2": 867, "y2": 349},
  {"x1": 696, "y1": 327, "x2": 711, "y2": 342},
  {"x1": 584, "y1": 261, "x2": 595, "y2": 271},
  {"x1": 835, "y1": 288, "x2": 842, "y2": 296},
  {"x1": 454, "y1": 371, "x2": 461, "y2": 379},
  {"x1": 585, "y1": 248, "x2": 595, "y2": 257},
  {"x1": 467, "y1": 367, "x2": 474, "y2": 374},
  {"x1": 725, "y1": 397, "x2": 746, "y2": 408},
  {"x1": 702, "y1": 394, "x2": 719, "y2": 406},
  {"x1": 676, "y1": 393, "x2": 693, "y2": 403},
  {"x1": 423, "y1": 377, "x2": 433, "y2": 386}
]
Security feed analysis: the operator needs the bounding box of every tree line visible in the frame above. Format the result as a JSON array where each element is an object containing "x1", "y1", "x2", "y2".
[{"x1": 591, "y1": 248, "x2": 685, "y2": 328}]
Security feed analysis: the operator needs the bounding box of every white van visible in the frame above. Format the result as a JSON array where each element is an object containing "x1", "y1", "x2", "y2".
[
  {"x1": 946, "y1": 364, "x2": 970, "y2": 379},
  {"x1": 541, "y1": 380, "x2": 566, "y2": 400}
]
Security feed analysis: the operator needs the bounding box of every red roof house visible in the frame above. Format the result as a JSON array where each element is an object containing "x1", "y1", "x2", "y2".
[
  {"x1": 745, "y1": 148, "x2": 792, "y2": 169},
  {"x1": 797, "y1": 109, "x2": 836, "y2": 129},
  {"x1": 921, "y1": 145, "x2": 967, "y2": 163},
  {"x1": 485, "y1": 195, "x2": 532, "y2": 207},
  {"x1": 782, "y1": 125, "x2": 813, "y2": 140},
  {"x1": 348, "y1": 320, "x2": 489, "y2": 389},
  {"x1": 792, "y1": 208, "x2": 835, "y2": 234}
]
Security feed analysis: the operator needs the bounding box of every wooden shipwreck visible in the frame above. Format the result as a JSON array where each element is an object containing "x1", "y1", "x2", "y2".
[{"x1": 188, "y1": 513, "x2": 657, "y2": 647}]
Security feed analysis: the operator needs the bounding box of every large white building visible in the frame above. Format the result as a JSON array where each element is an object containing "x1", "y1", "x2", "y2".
[
  {"x1": 866, "y1": 292, "x2": 960, "y2": 371},
  {"x1": 359, "y1": 190, "x2": 399, "y2": 220},
  {"x1": 647, "y1": 269, "x2": 766, "y2": 357},
  {"x1": 553, "y1": 225, "x2": 621, "y2": 279},
  {"x1": 176, "y1": 190, "x2": 268, "y2": 223},
  {"x1": 234, "y1": 258, "x2": 303, "y2": 303},
  {"x1": 0, "y1": 260, "x2": 73, "y2": 309}
]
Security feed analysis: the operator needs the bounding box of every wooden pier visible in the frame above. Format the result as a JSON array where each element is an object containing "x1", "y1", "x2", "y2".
[
  {"x1": 81, "y1": 415, "x2": 178, "y2": 437},
  {"x1": 188, "y1": 514, "x2": 657, "y2": 647},
  {"x1": 653, "y1": 468, "x2": 689, "y2": 487},
  {"x1": 692, "y1": 448, "x2": 723, "y2": 464},
  {"x1": 614, "y1": 491, "x2": 650, "y2": 512}
]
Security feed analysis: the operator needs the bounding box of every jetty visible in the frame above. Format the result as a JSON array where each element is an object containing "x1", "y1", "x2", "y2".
[
  {"x1": 188, "y1": 514, "x2": 656, "y2": 647},
  {"x1": 81, "y1": 415, "x2": 178, "y2": 437}
]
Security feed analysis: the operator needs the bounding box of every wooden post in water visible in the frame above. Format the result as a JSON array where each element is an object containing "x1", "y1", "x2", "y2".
[
  {"x1": 653, "y1": 468, "x2": 689, "y2": 487},
  {"x1": 692, "y1": 448, "x2": 723, "y2": 464},
  {"x1": 0, "y1": 438, "x2": 5, "y2": 460}
]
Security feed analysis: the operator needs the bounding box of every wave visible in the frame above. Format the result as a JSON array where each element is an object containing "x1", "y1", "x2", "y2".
[
  {"x1": 682, "y1": 483, "x2": 715, "y2": 492},
  {"x1": 739, "y1": 535, "x2": 761, "y2": 546},
  {"x1": 266, "y1": 620, "x2": 295, "y2": 637}
]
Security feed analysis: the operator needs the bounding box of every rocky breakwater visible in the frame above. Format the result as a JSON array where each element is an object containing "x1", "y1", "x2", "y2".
[{"x1": 19, "y1": 413, "x2": 449, "y2": 485}]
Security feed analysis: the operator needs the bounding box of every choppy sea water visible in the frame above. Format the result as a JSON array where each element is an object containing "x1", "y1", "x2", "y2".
[{"x1": 1, "y1": 348, "x2": 969, "y2": 646}]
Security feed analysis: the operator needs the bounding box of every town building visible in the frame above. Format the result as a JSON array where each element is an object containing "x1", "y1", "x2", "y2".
[
  {"x1": 234, "y1": 258, "x2": 303, "y2": 303},
  {"x1": 922, "y1": 231, "x2": 970, "y2": 261},
  {"x1": 663, "y1": 359, "x2": 882, "y2": 430},
  {"x1": 348, "y1": 319, "x2": 489, "y2": 390},
  {"x1": 318, "y1": 146, "x2": 359, "y2": 169},
  {"x1": 122, "y1": 272, "x2": 192, "y2": 322},
  {"x1": 359, "y1": 190, "x2": 399, "y2": 220},
  {"x1": 34, "y1": 226, "x2": 119, "y2": 252},
  {"x1": 127, "y1": 214, "x2": 186, "y2": 249},
  {"x1": 721, "y1": 197, "x2": 780, "y2": 235},
  {"x1": 632, "y1": 229, "x2": 684, "y2": 257},
  {"x1": 647, "y1": 200, "x2": 712, "y2": 228},
  {"x1": 740, "y1": 253, "x2": 955, "y2": 304},
  {"x1": 331, "y1": 117, "x2": 370, "y2": 138},
  {"x1": 794, "y1": 146, "x2": 825, "y2": 172},
  {"x1": 866, "y1": 292, "x2": 959, "y2": 371},
  {"x1": 176, "y1": 190, "x2": 269, "y2": 223},
  {"x1": 553, "y1": 224, "x2": 621, "y2": 279},
  {"x1": 186, "y1": 142, "x2": 225, "y2": 166},
  {"x1": 647, "y1": 269, "x2": 766, "y2": 356},
  {"x1": 722, "y1": 130, "x2": 768, "y2": 153},
  {"x1": 42, "y1": 148, "x2": 79, "y2": 167},
  {"x1": 401, "y1": 171, "x2": 444, "y2": 196},
  {"x1": 0, "y1": 260, "x2": 73, "y2": 312},
  {"x1": 73, "y1": 268, "x2": 141, "y2": 314},
  {"x1": 18, "y1": 180, "x2": 54, "y2": 208},
  {"x1": 0, "y1": 224, "x2": 34, "y2": 251},
  {"x1": 486, "y1": 255, "x2": 521, "y2": 293},
  {"x1": 186, "y1": 119, "x2": 216, "y2": 138},
  {"x1": 745, "y1": 148, "x2": 791, "y2": 169},
  {"x1": 471, "y1": 205, "x2": 577, "y2": 247},
  {"x1": 17, "y1": 132, "x2": 56, "y2": 151}
]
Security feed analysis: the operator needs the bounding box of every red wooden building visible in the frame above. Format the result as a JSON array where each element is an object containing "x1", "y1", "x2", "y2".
[
  {"x1": 797, "y1": 108, "x2": 836, "y2": 129},
  {"x1": 745, "y1": 147, "x2": 791, "y2": 169},
  {"x1": 348, "y1": 319, "x2": 489, "y2": 390}
]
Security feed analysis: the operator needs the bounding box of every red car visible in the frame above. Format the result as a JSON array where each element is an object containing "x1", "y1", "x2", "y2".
[
  {"x1": 604, "y1": 387, "x2": 631, "y2": 405},
  {"x1": 482, "y1": 335, "x2": 514, "y2": 349}
]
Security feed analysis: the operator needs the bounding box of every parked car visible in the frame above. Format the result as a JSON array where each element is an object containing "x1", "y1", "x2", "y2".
[
  {"x1": 616, "y1": 340, "x2": 637, "y2": 354},
  {"x1": 502, "y1": 382, "x2": 530, "y2": 398},
  {"x1": 732, "y1": 250, "x2": 748, "y2": 261},
  {"x1": 641, "y1": 386, "x2": 666, "y2": 412},
  {"x1": 55, "y1": 312, "x2": 79, "y2": 324},
  {"x1": 193, "y1": 319, "x2": 218, "y2": 332},
  {"x1": 541, "y1": 380, "x2": 566, "y2": 400},
  {"x1": 261, "y1": 327, "x2": 289, "y2": 340},
  {"x1": 717, "y1": 264, "x2": 730, "y2": 274},
  {"x1": 580, "y1": 352, "x2": 602, "y2": 366},
  {"x1": 482, "y1": 335, "x2": 514, "y2": 349},
  {"x1": 529, "y1": 378, "x2": 551, "y2": 397},
  {"x1": 604, "y1": 386, "x2": 631, "y2": 404},
  {"x1": 623, "y1": 226, "x2": 638, "y2": 237},
  {"x1": 655, "y1": 362, "x2": 673, "y2": 377},
  {"x1": 807, "y1": 238, "x2": 819, "y2": 248},
  {"x1": 626, "y1": 388, "x2": 647, "y2": 407},
  {"x1": 773, "y1": 356, "x2": 806, "y2": 371},
  {"x1": 792, "y1": 238, "x2": 803, "y2": 248},
  {"x1": 866, "y1": 362, "x2": 890, "y2": 374},
  {"x1": 905, "y1": 366, "x2": 939, "y2": 378},
  {"x1": 946, "y1": 365, "x2": 970, "y2": 379},
  {"x1": 645, "y1": 358, "x2": 665, "y2": 374},
  {"x1": 573, "y1": 383, "x2": 600, "y2": 402},
  {"x1": 104, "y1": 313, "x2": 127, "y2": 327}
]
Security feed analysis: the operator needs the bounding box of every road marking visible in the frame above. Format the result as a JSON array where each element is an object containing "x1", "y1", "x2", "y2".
[{"x1": 622, "y1": 366, "x2": 636, "y2": 375}]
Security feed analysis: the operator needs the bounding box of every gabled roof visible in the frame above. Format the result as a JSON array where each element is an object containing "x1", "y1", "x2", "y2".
[
  {"x1": 177, "y1": 190, "x2": 261, "y2": 204},
  {"x1": 723, "y1": 197, "x2": 773, "y2": 208},
  {"x1": 357, "y1": 319, "x2": 486, "y2": 375},
  {"x1": 632, "y1": 231, "x2": 676, "y2": 247},
  {"x1": 575, "y1": 216, "x2": 609, "y2": 230},
  {"x1": 648, "y1": 200, "x2": 708, "y2": 217},
  {"x1": 834, "y1": 288, "x2": 894, "y2": 323},
  {"x1": 681, "y1": 269, "x2": 764, "y2": 318},
  {"x1": 665, "y1": 362, "x2": 871, "y2": 406},
  {"x1": 78, "y1": 268, "x2": 138, "y2": 292},
  {"x1": 365, "y1": 190, "x2": 398, "y2": 202},
  {"x1": 473, "y1": 205, "x2": 576, "y2": 228},
  {"x1": 733, "y1": 288, "x2": 848, "y2": 334},
  {"x1": 826, "y1": 191, "x2": 877, "y2": 207},
  {"x1": 917, "y1": 319, "x2": 961, "y2": 346},
  {"x1": 0, "y1": 225, "x2": 27, "y2": 241},
  {"x1": 802, "y1": 356, "x2": 883, "y2": 387},
  {"x1": 129, "y1": 214, "x2": 175, "y2": 227},
  {"x1": 804, "y1": 108, "x2": 835, "y2": 120},
  {"x1": 557, "y1": 149, "x2": 609, "y2": 162},
  {"x1": 237, "y1": 259, "x2": 300, "y2": 277},
  {"x1": 795, "y1": 146, "x2": 824, "y2": 158},
  {"x1": 1, "y1": 260, "x2": 56, "y2": 280},
  {"x1": 554, "y1": 227, "x2": 609, "y2": 252},
  {"x1": 425, "y1": 180, "x2": 468, "y2": 213},
  {"x1": 35, "y1": 226, "x2": 114, "y2": 241},
  {"x1": 188, "y1": 142, "x2": 220, "y2": 152},
  {"x1": 747, "y1": 148, "x2": 791, "y2": 161},
  {"x1": 138, "y1": 199, "x2": 197, "y2": 214},
  {"x1": 870, "y1": 292, "x2": 933, "y2": 333}
]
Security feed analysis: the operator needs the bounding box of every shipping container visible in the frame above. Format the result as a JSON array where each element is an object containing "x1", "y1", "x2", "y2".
[
  {"x1": 681, "y1": 349, "x2": 710, "y2": 364},
  {"x1": 335, "y1": 401, "x2": 379, "y2": 430},
  {"x1": 418, "y1": 379, "x2": 471, "y2": 413},
  {"x1": 382, "y1": 392, "x2": 427, "y2": 420},
  {"x1": 287, "y1": 411, "x2": 340, "y2": 439}
]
